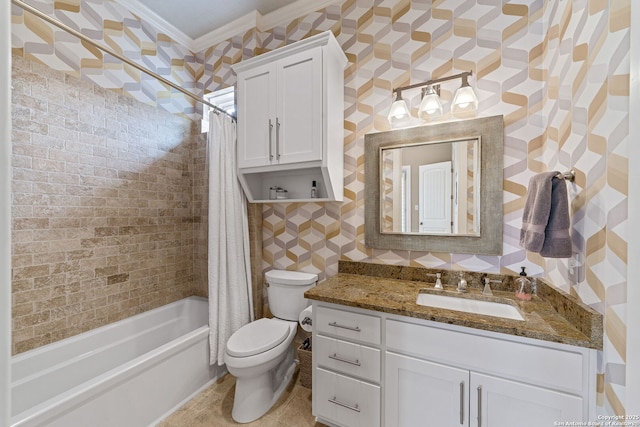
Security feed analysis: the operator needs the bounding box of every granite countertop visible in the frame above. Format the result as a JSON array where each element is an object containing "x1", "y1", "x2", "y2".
[{"x1": 305, "y1": 265, "x2": 603, "y2": 350}]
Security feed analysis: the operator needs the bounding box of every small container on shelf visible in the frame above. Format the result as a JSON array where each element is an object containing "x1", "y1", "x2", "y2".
[
  {"x1": 269, "y1": 186, "x2": 279, "y2": 200},
  {"x1": 276, "y1": 188, "x2": 288, "y2": 199}
]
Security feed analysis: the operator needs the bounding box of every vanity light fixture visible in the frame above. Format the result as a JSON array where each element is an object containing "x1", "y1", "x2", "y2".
[
  {"x1": 387, "y1": 89, "x2": 412, "y2": 126},
  {"x1": 388, "y1": 70, "x2": 478, "y2": 126}
]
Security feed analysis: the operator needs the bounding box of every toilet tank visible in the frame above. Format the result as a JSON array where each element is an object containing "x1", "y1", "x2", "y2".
[{"x1": 265, "y1": 270, "x2": 318, "y2": 321}]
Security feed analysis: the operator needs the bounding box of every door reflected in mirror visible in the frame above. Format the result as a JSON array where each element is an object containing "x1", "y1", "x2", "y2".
[{"x1": 380, "y1": 138, "x2": 480, "y2": 236}]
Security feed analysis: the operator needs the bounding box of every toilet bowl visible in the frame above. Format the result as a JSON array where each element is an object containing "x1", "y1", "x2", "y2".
[{"x1": 225, "y1": 270, "x2": 318, "y2": 424}]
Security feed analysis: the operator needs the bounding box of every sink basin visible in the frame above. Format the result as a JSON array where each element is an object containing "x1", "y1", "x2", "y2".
[{"x1": 416, "y1": 292, "x2": 524, "y2": 321}]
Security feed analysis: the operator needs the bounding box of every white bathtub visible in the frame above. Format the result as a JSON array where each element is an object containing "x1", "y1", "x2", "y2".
[{"x1": 11, "y1": 296, "x2": 222, "y2": 427}]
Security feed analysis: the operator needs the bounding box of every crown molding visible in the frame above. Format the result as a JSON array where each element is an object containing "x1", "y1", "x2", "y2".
[{"x1": 116, "y1": 0, "x2": 343, "y2": 54}]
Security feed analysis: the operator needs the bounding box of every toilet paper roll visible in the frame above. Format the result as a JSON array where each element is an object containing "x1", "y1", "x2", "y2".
[{"x1": 298, "y1": 306, "x2": 313, "y2": 332}]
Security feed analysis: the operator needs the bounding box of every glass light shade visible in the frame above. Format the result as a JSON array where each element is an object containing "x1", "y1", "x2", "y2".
[
  {"x1": 387, "y1": 98, "x2": 411, "y2": 127},
  {"x1": 418, "y1": 87, "x2": 443, "y2": 119},
  {"x1": 451, "y1": 85, "x2": 479, "y2": 112}
]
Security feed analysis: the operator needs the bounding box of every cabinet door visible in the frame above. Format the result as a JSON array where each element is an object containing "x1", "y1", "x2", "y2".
[
  {"x1": 385, "y1": 352, "x2": 469, "y2": 427},
  {"x1": 470, "y1": 372, "x2": 583, "y2": 427},
  {"x1": 237, "y1": 62, "x2": 277, "y2": 168},
  {"x1": 276, "y1": 47, "x2": 323, "y2": 165}
]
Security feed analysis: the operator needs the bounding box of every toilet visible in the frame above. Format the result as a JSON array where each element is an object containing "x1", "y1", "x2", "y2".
[{"x1": 225, "y1": 269, "x2": 318, "y2": 423}]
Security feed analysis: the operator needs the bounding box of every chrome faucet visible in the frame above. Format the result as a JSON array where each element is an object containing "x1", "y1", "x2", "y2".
[
  {"x1": 426, "y1": 272, "x2": 443, "y2": 290},
  {"x1": 482, "y1": 277, "x2": 501, "y2": 296}
]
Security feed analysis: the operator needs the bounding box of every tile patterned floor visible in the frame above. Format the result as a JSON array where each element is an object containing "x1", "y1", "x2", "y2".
[{"x1": 159, "y1": 369, "x2": 328, "y2": 427}]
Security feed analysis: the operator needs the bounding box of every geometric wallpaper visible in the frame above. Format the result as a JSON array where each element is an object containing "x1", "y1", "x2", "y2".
[{"x1": 11, "y1": 0, "x2": 630, "y2": 416}]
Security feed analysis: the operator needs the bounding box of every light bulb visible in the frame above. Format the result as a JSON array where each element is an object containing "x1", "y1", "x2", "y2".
[
  {"x1": 418, "y1": 86, "x2": 443, "y2": 119},
  {"x1": 387, "y1": 91, "x2": 411, "y2": 126},
  {"x1": 451, "y1": 85, "x2": 478, "y2": 113}
]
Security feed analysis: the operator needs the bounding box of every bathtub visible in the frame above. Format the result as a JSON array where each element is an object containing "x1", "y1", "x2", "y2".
[{"x1": 11, "y1": 296, "x2": 222, "y2": 427}]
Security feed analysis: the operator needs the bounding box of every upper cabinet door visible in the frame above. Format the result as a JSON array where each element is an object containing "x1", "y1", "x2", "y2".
[
  {"x1": 276, "y1": 47, "x2": 323, "y2": 165},
  {"x1": 236, "y1": 63, "x2": 277, "y2": 169}
]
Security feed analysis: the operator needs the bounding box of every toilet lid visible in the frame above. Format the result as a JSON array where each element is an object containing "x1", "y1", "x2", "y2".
[{"x1": 226, "y1": 318, "x2": 290, "y2": 357}]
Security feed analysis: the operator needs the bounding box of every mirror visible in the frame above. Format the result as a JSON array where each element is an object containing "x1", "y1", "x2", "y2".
[
  {"x1": 365, "y1": 115, "x2": 503, "y2": 255},
  {"x1": 380, "y1": 137, "x2": 480, "y2": 236}
]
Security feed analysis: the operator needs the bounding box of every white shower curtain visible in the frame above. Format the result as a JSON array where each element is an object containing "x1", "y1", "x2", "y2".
[{"x1": 208, "y1": 111, "x2": 254, "y2": 366}]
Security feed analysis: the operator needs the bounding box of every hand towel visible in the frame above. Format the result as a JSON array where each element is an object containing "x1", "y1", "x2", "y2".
[{"x1": 520, "y1": 171, "x2": 572, "y2": 258}]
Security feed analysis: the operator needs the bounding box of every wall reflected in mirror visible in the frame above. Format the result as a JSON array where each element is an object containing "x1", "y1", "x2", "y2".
[{"x1": 380, "y1": 137, "x2": 480, "y2": 236}]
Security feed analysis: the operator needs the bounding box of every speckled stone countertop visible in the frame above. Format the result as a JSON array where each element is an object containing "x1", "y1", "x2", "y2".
[{"x1": 305, "y1": 261, "x2": 603, "y2": 350}]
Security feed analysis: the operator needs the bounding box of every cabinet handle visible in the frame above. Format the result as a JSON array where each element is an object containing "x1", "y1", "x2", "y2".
[
  {"x1": 328, "y1": 353, "x2": 361, "y2": 366},
  {"x1": 459, "y1": 381, "x2": 464, "y2": 425},
  {"x1": 328, "y1": 321, "x2": 361, "y2": 332},
  {"x1": 275, "y1": 117, "x2": 281, "y2": 160},
  {"x1": 268, "y1": 119, "x2": 274, "y2": 161},
  {"x1": 477, "y1": 385, "x2": 482, "y2": 427},
  {"x1": 328, "y1": 397, "x2": 361, "y2": 413}
]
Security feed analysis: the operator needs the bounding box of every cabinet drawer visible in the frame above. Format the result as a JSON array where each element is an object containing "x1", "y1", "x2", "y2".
[
  {"x1": 316, "y1": 306, "x2": 381, "y2": 346},
  {"x1": 315, "y1": 335, "x2": 381, "y2": 383},
  {"x1": 314, "y1": 367, "x2": 380, "y2": 427},
  {"x1": 386, "y1": 319, "x2": 585, "y2": 394}
]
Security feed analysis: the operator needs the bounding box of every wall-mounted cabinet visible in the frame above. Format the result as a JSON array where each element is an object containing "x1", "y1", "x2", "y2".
[{"x1": 232, "y1": 31, "x2": 347, "y2": 203}]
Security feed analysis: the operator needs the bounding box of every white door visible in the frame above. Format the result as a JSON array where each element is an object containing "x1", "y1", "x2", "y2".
[
  {"x1": 470, "y1": 372, "x2": 583, "y2": 427},
  {"x1": 418, "y1": 161, "x2": 452, "y2": 233},
  {"x1": 385, "y1": 352, "x2": 469, "y2": 427},
  {"x1": 276, "y1": 46, "x2": 323, "y2": 165},
  {"x1": 236, "y1": 62, "x2": 277, "y2": 168}
]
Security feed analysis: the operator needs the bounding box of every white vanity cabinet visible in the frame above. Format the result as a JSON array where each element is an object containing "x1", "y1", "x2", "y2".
[
  {"x1": 312, "y1": 305, "x2": 382, "y2": 427},
  {"x1": 232, "y1": 31, "x2": 347, "y2": 202},
  {"x1": 311, "y1": 302, "x2": 597, "y2": 427},
  {"x1": 385, "y1": 319, "x2": 592, "y2": 427}
]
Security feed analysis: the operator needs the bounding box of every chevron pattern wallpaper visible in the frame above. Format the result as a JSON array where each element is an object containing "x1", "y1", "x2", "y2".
[{"x1": 11, "y1": 0, "x2": 630, "y2": 416}]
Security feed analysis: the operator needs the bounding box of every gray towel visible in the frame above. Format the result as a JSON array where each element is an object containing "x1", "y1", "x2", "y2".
[{"x1": 520, "y1": 171, "x2": 572, "y2": 258}]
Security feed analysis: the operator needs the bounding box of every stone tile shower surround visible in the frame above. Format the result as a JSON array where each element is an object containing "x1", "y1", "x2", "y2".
[{"x1": 10, "y1": 55, "x2": 204, "y2": 354}]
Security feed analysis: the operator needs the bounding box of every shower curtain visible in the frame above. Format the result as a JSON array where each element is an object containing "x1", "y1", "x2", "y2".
[{"x1": 208, "y1": 111, "x2": 254, "y2": 366}]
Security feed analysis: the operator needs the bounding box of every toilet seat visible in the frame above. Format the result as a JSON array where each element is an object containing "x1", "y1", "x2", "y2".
[{"x1": 226, "y1": 318, "x2": 290, "y2": 357}]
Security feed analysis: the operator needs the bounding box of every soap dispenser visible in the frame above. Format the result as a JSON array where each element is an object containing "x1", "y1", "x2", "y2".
[{"x1": 515, "y1": 267, "x2": 532, "y2": 301}]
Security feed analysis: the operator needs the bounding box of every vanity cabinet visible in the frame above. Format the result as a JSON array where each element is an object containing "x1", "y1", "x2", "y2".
[
  {"x1": 232, "y1": 31, "x2": 347, "y2": 202},
  {"x1": 386, "y1": 354, "x2": 583, "y2": 427},
  {"x1": 385, "y1": 319, "x2": 590, "y2": 427},
  {"x1": 312, "y1": 305, "x2": 382, "y2": 427},
  {"x1": 311, "y1": 302, "x2": 596, "y2": 427}
]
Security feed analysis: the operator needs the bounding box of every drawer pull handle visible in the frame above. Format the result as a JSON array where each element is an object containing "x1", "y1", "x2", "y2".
[
  {"x1": 477, "y1": 385, "x2": 482, "y2": 427},
  {"x1": 328, "y1": 322, "x2": 361, "y2": 332},
  {"x1": 328, "y1": 397, "x2": 361, "y2": 413},
  {"x1": 329, "y1": 353, "x2": 361, "y2": 366},
  {"x1": 459, "y1": 381, "x2": 464, "y2": 424}
]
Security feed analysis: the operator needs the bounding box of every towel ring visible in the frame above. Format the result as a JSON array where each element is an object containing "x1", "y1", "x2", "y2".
[{"x1": 555, "y1": 169, "x2": 575, "y2": 182}]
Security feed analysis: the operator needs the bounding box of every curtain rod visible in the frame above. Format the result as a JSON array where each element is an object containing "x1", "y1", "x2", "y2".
[{"x1": 11, "y1": 0, "x2": 236, "y2": 121}]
